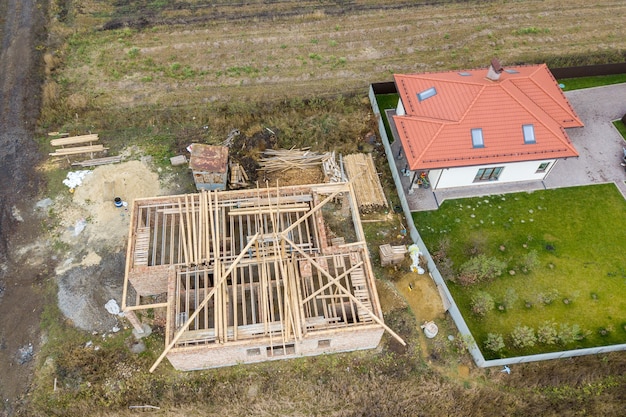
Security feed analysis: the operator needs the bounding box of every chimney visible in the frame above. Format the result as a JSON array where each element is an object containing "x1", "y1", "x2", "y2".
[{"x1": 486, "y1": 58, "x2": 504, "y2": 81}]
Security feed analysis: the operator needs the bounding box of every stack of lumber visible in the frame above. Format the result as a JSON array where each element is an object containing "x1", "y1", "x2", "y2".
[
  {"x1": 322, "y1": 151, "x2": 347, "y2": 183},
  {"x1": 228, "y1": 162, "x2": 248, "y2": 189},
  {"x1": 379, "y1": 244, "x2": 407, "y2": 266},
  {"x1": 49, "y1": 134, "x2": 108, "y2": 157},
  {"x1": 343, "y1": 153, "x2": 388, "y2": 212},
  {"x1": 258, "y1": 148, "x2": 331, "y2": 173},
  {"x1": 72, "y1": 155, "x2": 122, "y2": 167}
]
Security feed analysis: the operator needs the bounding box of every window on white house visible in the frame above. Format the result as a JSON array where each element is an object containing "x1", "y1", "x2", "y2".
[
  {"x1": 522, "y1": 124, "x2": 536, "y2": 144},
  {"x1": 417, "y1": 87, "x2": 437, "y2": 102},
  {"x1": 474, "y1": 167, "x2": 503, "y2": 182},
  {"x1": 471, "y1": 128, "x2": 484, "y2": 148},
  {"x1": 536, "y1": 162, "x2": 550, "y2": 173}
]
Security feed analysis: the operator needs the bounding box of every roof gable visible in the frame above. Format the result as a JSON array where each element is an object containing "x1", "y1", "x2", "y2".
[{"x1": 393, "y1": 64, "x2": 583, "y2": 170}]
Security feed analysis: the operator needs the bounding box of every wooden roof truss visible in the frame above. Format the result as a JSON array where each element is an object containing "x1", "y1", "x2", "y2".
[{"x1": 121, "y1": 183, "x2": 404, "y2": 372}]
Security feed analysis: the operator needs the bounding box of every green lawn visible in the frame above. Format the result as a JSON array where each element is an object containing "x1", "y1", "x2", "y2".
[
  {"x1": 413, "y1": 184, "x2": 626, "y2": 359},
  {"x1": 375, "y1": 93, "x2": 399, "y2": 143},
  {"x1": 558, "y1": 74, "x2": 626, "y2": 91},
  {"x1": 613, "y1": 120, "x2": 626, "y2": 142}
]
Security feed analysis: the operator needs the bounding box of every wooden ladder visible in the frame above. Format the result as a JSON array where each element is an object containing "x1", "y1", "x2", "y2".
[{"x1": 134, "y1": 227, "x2": 150, "y2": 266}]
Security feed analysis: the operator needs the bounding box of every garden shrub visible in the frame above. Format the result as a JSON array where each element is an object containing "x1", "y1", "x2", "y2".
[
  {"x1": 537, "y1": 321, "x2": 559, "y2": 345},
  {"x1": 519, "y1": 250, "x2": 539, "y2": 274},
  {"x1": 457, "y1": 254, "x2": 506, "y2": 286},
  {"x1": 432, "y1": 237, "x2": 454, "y2": 280},
  {"x1": 464, "y1": 233, "x2": 487, "y2": 257},
  {"x1": 484, "y1": 333, "x2": 505, "y2": 352},
  {"x1": 511, "y1": 325, "x2": 536, "y2": 348},
  {"x1": 470, "y1": 291, "x2": 494, "y2": 317},
  {"x1": 537, "y1": 288, "x2": 560, "y2": 305},
  {"x1": 502, "y1": 288, "x2": 518, "y2": 309},
  {"x1": 558, "y1": 323, "x2": 588, "y2": 345}
]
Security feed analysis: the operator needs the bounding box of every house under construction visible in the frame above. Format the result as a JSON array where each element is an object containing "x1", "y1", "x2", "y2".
[{"x1": 121, "y1": 182, "x2": 404, "y2": 371}]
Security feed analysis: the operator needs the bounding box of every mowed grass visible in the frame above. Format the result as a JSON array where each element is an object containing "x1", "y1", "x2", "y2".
[
  {"x1": 613, "y1": 120, "x2": 626, "y2": 142},
  {"x1": 559, "y1": 74, "x2": 626, "y2": 91},
  {"x1": 413, "y1": 184, "x2": 626, "y2": 359}
]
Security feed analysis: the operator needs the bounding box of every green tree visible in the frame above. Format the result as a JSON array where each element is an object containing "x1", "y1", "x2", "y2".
[{"x1": 484, "y1": 333, "x2": 505, "y2": 352}]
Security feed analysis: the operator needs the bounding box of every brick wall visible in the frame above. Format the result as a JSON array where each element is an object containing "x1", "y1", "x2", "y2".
[{"x1": 166, "y1": 325, "x2": 384, "y2": 371}]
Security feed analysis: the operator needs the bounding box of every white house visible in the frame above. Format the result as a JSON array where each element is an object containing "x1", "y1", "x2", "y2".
[{"x1": 392, "y1": 60, "x2": 584, "y2": 190}]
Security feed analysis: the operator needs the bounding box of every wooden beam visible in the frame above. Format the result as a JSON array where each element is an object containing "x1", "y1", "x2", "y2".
[
  {"x1": 149, "y1": 232, "x2": 260, "y2": 373},
  {"x1": 283, "y1": 235, "x2": 406, "y2": 346},
  {"x1": 280, "y1": 189, "x2": 342, "y2": 237}
]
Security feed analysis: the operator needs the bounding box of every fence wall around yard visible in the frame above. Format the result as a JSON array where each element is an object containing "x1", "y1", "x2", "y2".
[{"x1": 369, "y1": 83, "x2": 626, "y2": 368}]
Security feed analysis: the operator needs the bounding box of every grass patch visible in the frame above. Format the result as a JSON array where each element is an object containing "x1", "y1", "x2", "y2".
[
  {"x1": 375, "y1": 93, "x2": 399, "y2": 143},
  {"x1": 612, "y1": 119, "x2": 626, "y2": 142},
  {"x1": 558, "y1": 74, "x2": 626, "y2": 91},
  {"x1": 414, "y1": 184, "x2": 626, "y2": 359}
]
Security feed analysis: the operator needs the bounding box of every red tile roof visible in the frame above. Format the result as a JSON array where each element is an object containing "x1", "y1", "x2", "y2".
[{"x1": 393, "y1": 64, "x2": 583, "y2": 170}]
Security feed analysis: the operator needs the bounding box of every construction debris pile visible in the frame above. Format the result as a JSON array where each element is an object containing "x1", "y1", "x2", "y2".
[{"x1": 258, "y1": 148, "x2": 331, "y2": 173}]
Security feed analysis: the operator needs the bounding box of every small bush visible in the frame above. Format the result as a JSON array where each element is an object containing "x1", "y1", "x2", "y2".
[
  {"x1": 457, "y1": 254, "x2": 506, "y2": 286},
  {"x1": 537, "y1": 288, "x2": 560, "y2": 305},
  {"x1": 537, "y1": 321, "x2": 559, "y2": 345},
  {"x1": 464, "y1": 234, "x2": 488, "y2": 257},
  {"x1": 519, "y1": 250, "x2": 540, "y2": 273},
  {"x1": 502, "y1": 288, "x2": 518, "y2": 309},
  {"x1": 470, "y1": 291, "x2": 494, "y2": 317},
  {"x1": 558, "y1": 323, "x2": 588, "y2": 345},
  {"x1": 511, "y1": 325, "x2": 536, "y2": 348},
  {"x1": 432, "y1": 237, "x2": 454, "y2": 280},
  {"x1": 484, "y1": 333, "x2": 505, "y2": 352}
]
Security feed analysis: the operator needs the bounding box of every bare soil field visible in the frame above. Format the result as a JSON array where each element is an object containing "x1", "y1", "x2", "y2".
[
  {"x1": 45, "y1": 0, "x2": 626, "y2": 122},
  {"x1": 1, "y1": 0, "x2": 624, "y2": 416}
]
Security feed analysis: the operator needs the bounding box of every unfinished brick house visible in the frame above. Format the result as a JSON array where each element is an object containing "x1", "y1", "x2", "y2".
[{"x1": 121, "y1": 182, "x2": 403, "y2": 371}]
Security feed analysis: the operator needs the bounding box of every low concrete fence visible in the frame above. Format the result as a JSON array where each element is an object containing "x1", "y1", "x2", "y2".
[{"x1": 369, "y1": 84, "x2": 626, "y2": 367}]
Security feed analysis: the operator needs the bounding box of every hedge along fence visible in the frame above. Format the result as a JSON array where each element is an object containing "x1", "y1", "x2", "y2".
[{"x1": 368, "y1": 83, "x2": 626, "y2": 367}]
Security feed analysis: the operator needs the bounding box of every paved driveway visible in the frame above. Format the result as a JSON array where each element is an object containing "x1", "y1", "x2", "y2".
[
  {"x1": 396, "y1": 83, "x2": 626, "y2": 211},
  {"x1": 544, "y1": 83, "x2": 626, "y2": 194}
]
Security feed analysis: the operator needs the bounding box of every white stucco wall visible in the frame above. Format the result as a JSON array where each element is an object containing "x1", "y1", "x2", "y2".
[
  {"x1": 432, "y1": 159, "x2": 557, "y2": 189},
  {"x1": 396, "y1": 99, "x2": 405, "y2": 116}
]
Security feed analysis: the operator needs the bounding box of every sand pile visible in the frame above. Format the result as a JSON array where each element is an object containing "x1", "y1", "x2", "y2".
[{"x1": 60, "y1": 160, "x2": 162, "y2": 251}]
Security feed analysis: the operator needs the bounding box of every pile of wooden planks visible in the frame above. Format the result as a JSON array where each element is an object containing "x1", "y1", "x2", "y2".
[
  {"x1": 258, "y1": 148, "x2": 331, "y2": 173},
  {"x1": 228, "y1": 162, "x2": 249, "y2": 189},
  {"x1": 49, "y1": 134, "x2": 108, "y2": 158},
  {"x1": 379, "y1": 244, "x2": 407, "y2": 266},
  {"x1": 322, "y1": 151, "x2": 347, "y2": 183},
  {"x1": 343, "y1": 153, "x2": 388, "y2": 212},
  {"x1": 72, "y1": 155, "x2": 122, "y2": 167}
]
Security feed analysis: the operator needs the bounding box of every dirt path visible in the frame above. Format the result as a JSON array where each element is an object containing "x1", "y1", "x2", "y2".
[{"x1": 0, "y1": 0, "x2": 47, "y2": 414}]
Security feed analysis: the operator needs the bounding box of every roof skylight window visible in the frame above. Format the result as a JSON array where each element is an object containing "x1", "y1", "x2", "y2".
[
  {"x1": 417, "y1": 87, "x2": 437, "y2": 102},
  {"x1": 458, "y1": 72, "x2": 472, "y2": 76},
  {"x1": 504, "y1": 69, "x2": 520, "y2": 74},
  {"x1": 522, "y1": 124, "x2": 536, "y2": 144},
  {"x1": 471, "y1": 128, "x2": 484, "y2": 148}
]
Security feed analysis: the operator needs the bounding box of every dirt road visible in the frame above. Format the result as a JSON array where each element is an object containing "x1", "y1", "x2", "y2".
[{"x1": 0, "y1": 0, "x2": 47, "y2": 414}]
